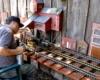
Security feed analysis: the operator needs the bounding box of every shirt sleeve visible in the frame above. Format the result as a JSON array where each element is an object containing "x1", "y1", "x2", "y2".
[{"x1": 0, "y1": 30, "x2": 13, "y2": 48}]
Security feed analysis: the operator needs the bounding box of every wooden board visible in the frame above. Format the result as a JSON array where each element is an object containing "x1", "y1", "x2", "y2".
[
  {"x1": 18, "y1": 0, "x2": 27, "y2": 17},
  {"x1": 66, "y1": 0, "x2": 89, "y2": 40},
  {"x1": 3, "y1": 0, "x2": 10, "y2": 16},
  {"x1": 1, "y1": 0, "x2": 100, "y2": 46},
  {"x1": 27, "y1": 0, "x2": 33, "y2": 18},
  {"x1": 85, "y1": 0, "x2": 100, "y2": 43},
  {"x1": 10, "y1": 0, "x2": 17, "y2": 16},
  {"x1": 0, "y1": 0, "x2": 4, "y2": 11},
  {"x1": 0, "y1": 12, "x2": 8, "y2": 24},
  {"x1": 43, "y1": 0, "x2": 51, "y2": 8}
]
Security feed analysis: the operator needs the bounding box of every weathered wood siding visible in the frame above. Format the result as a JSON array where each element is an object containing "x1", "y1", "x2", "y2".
[
  {"x1": 0, "y1": 0, "x2": 3, "y2": 11},
  {"x1": 44, "y1": 0, "x2": 51, "y2": 8},
  {"x1": 3, "y1": 0, "x2": 10, "y2": 16},
  {"x1": 0, "y1": 0, "x2": 100, "y2": 44},
  {"x1": 85, "y1": 0, "x2": 100, "y2": 43},
  {"x1": 66, "y1": 0, "x2": 89, "y2": 40},
  {"x1": 10, "y1": 0, "x2": 17, "y2": 16}
]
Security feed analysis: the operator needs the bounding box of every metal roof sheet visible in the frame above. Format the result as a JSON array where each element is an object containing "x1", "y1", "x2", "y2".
[
  {"x1": 40, "y1": 7, "x2": 63, "y2": 15},
  {"x1": 22, "y1": 14, "x2": 38, "y2": 28},
  {"x1": 34, "y1": 16, "x2": 51, "y2": 23}
]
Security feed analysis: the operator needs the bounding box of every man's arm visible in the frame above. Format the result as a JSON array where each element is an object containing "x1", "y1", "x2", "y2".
[
  {"x1": 0, "y1": 28, "x2": 25, "y2": 56},
  {"x1": 0, "y1": 46, "x2": 25, "y2": 56}
]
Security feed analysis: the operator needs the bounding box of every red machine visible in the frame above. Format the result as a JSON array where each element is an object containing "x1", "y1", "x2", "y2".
[
  {"x1": 38, "y1": 7, "x2": 63, "y2": 31},
  {"x1": 34, "y1": 15, "x2": 51, "y2": 31}
]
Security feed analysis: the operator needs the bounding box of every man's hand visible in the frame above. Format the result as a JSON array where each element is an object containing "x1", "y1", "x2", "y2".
[
  {"x1": 0, "y1": 46, "x2": 26, "y2": 56},
  {"x1": 23, "y1": 52, "x2": 33, "y2": 57},
  {"x1": 16, "y1": 46, "x2": 26, "y2": 54}
]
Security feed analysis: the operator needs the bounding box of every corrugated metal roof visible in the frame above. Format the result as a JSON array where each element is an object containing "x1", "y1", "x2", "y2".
[
  {"x1": 22, "y1": 14, "x2": 38, "y2": 28},
  {"x1": 36, "y1": 0, "x2": 44, "y2": 3},
  {"x1": 40, "y1": 7, "x2": 63, "y2": 15},
  {"x1": 34, "y1": 16, "x2": 51, "y2": 23}
]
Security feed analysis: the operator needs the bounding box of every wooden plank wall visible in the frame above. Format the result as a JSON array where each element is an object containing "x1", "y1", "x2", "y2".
[
  {"x1": 66, "y1": 0, "x2": 89, "y2": 40},
  {"x1": 85, "y1": 0, "x2": 100, "y2": 43},
  {"x1": 3, "y1": 0, "x2": 10, "y2": 16},
  {"x1": 0, "y1": 0, "x2": 3, "y2": 11},
  {"x1": 0, "y1": 0, "x2": 100, "y2": 44}
]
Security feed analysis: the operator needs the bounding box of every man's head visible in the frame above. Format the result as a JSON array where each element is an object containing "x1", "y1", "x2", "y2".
[{"x1": 6, "y1": 16, "x2": 24, "y2": 34}]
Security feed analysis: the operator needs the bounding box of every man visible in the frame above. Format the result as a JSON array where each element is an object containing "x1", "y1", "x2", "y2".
[{"x1": 0, "y1": 16, "x2": 37, "y2": 80}]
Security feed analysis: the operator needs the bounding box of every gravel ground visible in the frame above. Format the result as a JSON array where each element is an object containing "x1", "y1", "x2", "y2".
[{"x1": 34, "y1": 69, "x2": 57, "y2": 80}]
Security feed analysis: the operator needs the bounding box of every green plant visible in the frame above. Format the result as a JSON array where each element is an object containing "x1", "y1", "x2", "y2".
[{"x1": 61, "y1": 0, "x2": 66, "y2": 2}]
